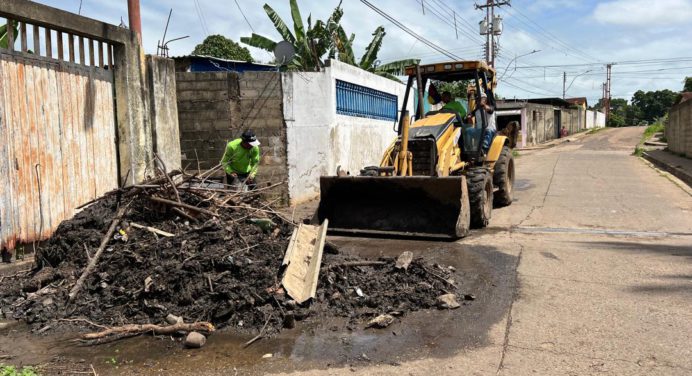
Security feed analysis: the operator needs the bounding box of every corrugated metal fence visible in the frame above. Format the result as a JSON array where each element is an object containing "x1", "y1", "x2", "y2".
[{"x1": 0, "y1": 19, "x2": 118, "y2": 251}]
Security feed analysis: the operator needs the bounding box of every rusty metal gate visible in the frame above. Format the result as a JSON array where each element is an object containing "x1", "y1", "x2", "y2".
[{"x1": 0, "y1": 26, "x2": 119, "y2": 251}]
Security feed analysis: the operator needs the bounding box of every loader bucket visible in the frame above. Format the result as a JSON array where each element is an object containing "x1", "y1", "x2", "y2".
[{"x1": 316, "y1": 176, "x2": 470, "y2": 238}]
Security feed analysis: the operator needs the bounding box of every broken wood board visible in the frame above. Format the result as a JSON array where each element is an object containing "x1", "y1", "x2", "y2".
[{"x1": 281, "y1": 220, "x2": 328, "y2": 304}]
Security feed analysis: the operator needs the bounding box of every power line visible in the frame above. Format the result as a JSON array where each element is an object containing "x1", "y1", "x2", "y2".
[
  {"x1": 504, "y1": 57, "x2": 692, "y2": 69},
  {"x1": 234, "y1": 0, "x2": 255, "y2": 33},
  {"x1": 193, "y1": 0, "x2": 210, "y2": 36},
  {"x1": 360, "y1": 0, "x2": 462, "y2": 60},
  {"x1": 412, "y1": 0, "x2": 484, "y2": 45},
  {"x1": 504, "y1": 5, "x2": 601, "y2": 63},
  {"x1": 424, "y1": 0, "x2": 486, "y2": 43}
]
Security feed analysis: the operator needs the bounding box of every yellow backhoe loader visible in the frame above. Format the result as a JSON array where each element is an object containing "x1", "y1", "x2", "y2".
[{"x1": 316, "y1": 61, "x2": 517, "y2": 238}]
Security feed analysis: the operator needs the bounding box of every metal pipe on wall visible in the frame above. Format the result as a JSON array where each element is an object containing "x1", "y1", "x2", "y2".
[{"x1": 127, "y1": 0, "x2": 142, "y2": 43}]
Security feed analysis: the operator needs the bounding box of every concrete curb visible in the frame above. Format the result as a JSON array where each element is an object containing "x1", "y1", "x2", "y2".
[
  {"x1": 517, "y1": 130, "x2": 593, "y2": 151},
  {"x1": 642, "y1": 152, "x2": 692, "y2": 188}
]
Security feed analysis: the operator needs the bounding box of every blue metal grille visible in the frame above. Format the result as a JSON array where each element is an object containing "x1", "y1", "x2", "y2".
[{"x1": 335, "y1": 79, "x2": 398, "y2": 121}]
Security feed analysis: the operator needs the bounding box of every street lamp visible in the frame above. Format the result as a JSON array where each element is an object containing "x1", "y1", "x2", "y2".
[
  {"x1": 499, "y1": 49, "x2": 540, "y2": 80},
  {"x1": 563, "y1": 69, "x2": 593, "y2": 99}
]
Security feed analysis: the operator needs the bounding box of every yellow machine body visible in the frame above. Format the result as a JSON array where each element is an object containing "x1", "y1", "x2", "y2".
[{"x1": 317, "y1": 60, "x2": 514, "y2": 238}]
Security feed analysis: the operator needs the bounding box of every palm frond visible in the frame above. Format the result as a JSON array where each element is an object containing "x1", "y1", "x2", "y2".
[
  {"x1": 334, "y1": 25, "x2": 355, "y2": 65},
  {"x1": 375, "y1": 71, "x2": 404, "y2": 83},
  {"x1": 263, "y1": 4, "x2": 296, "y2": 44},
  {"x1": 289, "y1": 0, "x2": 305, "y2": 42},
  {"x1": 376, "y1": 59, "x2": 420, "y2": 75},
  {"x1": 240, "y1": 33, "x2": 277, "y2": 52},
  {"x1": 359, "y1": 26, "x2": 385, "y2": 70}
]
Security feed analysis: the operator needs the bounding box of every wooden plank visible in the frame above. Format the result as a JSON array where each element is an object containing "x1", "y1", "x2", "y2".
[
  {"x1": 19, "y1": 22, "x2": 27, "y2": 52},
  {"x1": 98, "y1": 41, "x2": 104, "y2": 68},
  {"x1": 78, "y1": 36, "x2": 85, "y2": 65},
  {"x1": 44, "y1": 28, "x2": 52, "y2": 58},
  {"x1": 281, "y1": 221, "x2": 328, "y2": 304},
  {"x1": 33, "y1": 24, "x2": 40, "y2": 56},
  {"x1": 68, "y1": 33, "x2": 74, "y2": 63},
  {"x1": 89, "y1": 39, "x2": 95, "y2": 67},
  {"x1": 56, "y1": 31, "x2": 63, "y2": 60},
  {"x1": 7, "y1": 19, "x2": 15, "y2": 52},
  {"x1": 0, "y1": 0, "x2": 130, "y2": 44}
]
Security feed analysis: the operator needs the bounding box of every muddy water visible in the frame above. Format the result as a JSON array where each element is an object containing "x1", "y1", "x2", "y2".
[{"x1": 1, "y1": 237, "x2": 516, "y2": 375}]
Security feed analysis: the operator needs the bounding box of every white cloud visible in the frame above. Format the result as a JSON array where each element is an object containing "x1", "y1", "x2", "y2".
[{"x1": 593, "y1": 0, "x2": 692, "y2": 26}]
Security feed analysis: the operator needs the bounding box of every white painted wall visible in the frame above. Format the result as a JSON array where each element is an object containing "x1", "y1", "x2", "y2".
[
  {"x1": 595, "y1": 111, "x2": 606, "y2": 128},
  {"x1": 282, "y1": 59, "x2": 412, "y2": 204},
  {"x1": 586, "y1": 110, "x2": 595, "y2": 129}
]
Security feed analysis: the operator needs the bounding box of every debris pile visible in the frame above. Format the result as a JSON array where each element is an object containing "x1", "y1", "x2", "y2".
[{"x1": 0, "y1": 168, "x2": 468, "y2": 345}]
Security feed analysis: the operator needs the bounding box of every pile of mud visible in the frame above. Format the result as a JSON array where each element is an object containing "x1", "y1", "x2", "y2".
[{"x1": 0, "y1": 175, "x2": 464, "y2": 339}]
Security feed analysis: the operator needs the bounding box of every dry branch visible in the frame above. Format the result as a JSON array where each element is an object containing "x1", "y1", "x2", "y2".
[
  {"x1": 149, "y1": 196, "x2": 218, "y2": 217},
  {"x1": 129, "y1": 222, "x2": 175, "y2": 237},
  {"x1": 81, "y1": 321, "x2": 215, "y2": 340},
  {"x1": 68, "y1": 204, "x2": 130, "y2": 302}
]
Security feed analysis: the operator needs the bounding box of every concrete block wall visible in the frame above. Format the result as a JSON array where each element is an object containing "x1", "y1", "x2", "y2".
[
  {"x1": 147, "y1": 56, "x2": 181, "y2": 171},
  {"x1": 667, "y1": 100, "x2": 692, "y2": 158},
  {"x1": 175, "y1": 71, "x2": 289, "y2": 203}
]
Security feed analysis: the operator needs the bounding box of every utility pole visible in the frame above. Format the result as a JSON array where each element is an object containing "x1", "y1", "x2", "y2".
[
  {"x1": 605, "y1": 63, "x2": 612, "y2": 123},
  {"x1": 127, "y1": 0, "x2": 142, "y2": 43},
  {"x1": 563, "y1": 72, "x2": 567, "y2": 99},
  {"x1": 476, "y1": 0, "x2": 510, "y2": 68}
]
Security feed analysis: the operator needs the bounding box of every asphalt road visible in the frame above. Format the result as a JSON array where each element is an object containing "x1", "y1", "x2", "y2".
[{"x1": 281, "y1": 127, "x2": 692, "y2": 375}]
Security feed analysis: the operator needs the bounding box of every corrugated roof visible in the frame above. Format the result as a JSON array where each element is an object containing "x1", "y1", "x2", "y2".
[{"x1": 171, "y1": 54, "x2": 275, "y2": 67}]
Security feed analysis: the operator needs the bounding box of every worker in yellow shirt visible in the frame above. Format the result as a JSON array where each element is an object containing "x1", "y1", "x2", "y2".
[{"x1": 220, "y1": 130, "x2": 260, "y2": 190}]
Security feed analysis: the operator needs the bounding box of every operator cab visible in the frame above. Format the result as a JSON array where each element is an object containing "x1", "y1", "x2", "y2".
[{"x1": 402, "y1": 61, "x2": 497, "y2": 164}]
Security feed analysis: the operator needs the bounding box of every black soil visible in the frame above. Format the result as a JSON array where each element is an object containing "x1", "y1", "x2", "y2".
[{"x1": 0, "y1": 187, "x2": 463, "y2": 339}]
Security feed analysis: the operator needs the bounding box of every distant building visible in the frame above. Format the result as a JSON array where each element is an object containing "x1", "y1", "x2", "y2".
[
  {"x1": 496, "y1": 97, "x2": 604, "y2": 148},
  {"x1": 172, "y1": 55, "x2": 277, "y2": 73},
  {"x1": 566, "y1": 97, "x2": 588, "y2": 110}
]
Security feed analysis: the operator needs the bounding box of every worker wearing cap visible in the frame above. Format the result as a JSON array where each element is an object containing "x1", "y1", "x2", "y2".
[{"x1": 221, "y1": 130, "x2": 261, "y2": 189}]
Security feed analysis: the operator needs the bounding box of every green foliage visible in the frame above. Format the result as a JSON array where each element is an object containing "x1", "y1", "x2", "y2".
[
  {"x1": 684, "y1": 76, "x2": 692, "y2": 92},
  {"x1": 595, "y1": 89, "x2": 677, "y2": 127},
  {"x1": 633, "y1": 119, "x2": 665, "y2": 156},
  {"x1": 0, "y1": 364, "x2": 38, "y2": 376},
  {"x1": 0, "y1": 21, "x2": 19, "y2": 49},
  {"x1": 607, "y1": 112, "x2": 626, "y2": 127},
  {"x1": 192, "y1": 35, "x2": 253, "y2": 62},
  {"x1": 241, "y1": 1, "x2": 343, "y2": 71},
  {"x1": 437, "y1": 81, "x2": 471, "y2": 99},
  {"x1": 333, "y1": 24, "x2": 419, "y2": 81},
  {"x1": 630, "y1": 89, "x2": 677, "y2": 123}
]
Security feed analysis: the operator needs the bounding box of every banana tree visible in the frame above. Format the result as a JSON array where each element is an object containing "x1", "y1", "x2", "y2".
[
  {"x1": 241, "y1": 0, "x2": 343, "y2": 71},
  {"x1": 0, "y1": 21, "x2": 19, "y2": 49},
  {"x1": 335, "y1": 25, "x2": 419, "y2": 82}
]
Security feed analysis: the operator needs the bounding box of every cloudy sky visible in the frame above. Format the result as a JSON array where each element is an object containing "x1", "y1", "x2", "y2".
[{"x1": 34, "y1": 0, "x2": 692, "y2": 104}]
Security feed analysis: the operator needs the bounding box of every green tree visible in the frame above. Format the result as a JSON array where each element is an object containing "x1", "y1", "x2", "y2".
[
  {"x1": 241, "y1": 0, "x2": 343, "y2": 71},
  {"x1": 630, "y1": 89, "x2": 677, "y2": 122},
  {"x1": 192, "y1": 35, "x2": 253, "y2": 62},
  {"x1": 684, "y1": 76, "x2": 692, "y2": 92},
  {"x1": 333, "y1": 25, "x2": 419, "y2": 81}
]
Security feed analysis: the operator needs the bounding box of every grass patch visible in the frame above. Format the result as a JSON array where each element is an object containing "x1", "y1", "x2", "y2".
[
  {"x1": 512, "y1": 150, "x2": 520, "y2": 158},
  {"x1": 633, "y1": 122, "x2": 665, "y2": 156},
  {"x1": 642, "y1": 122, "x2": 665, "y2": 141},
  {"x1": 0, "y1": 364, "x2": 38, "y2": 376}
]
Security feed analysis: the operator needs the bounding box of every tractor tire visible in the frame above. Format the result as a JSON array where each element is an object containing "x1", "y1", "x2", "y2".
[
  {"x1": 467, "y1": 168, "x2": 493, "y2": 228},
  {"x1": 493, "y1": 145, "x2": 515, "y2": 207}
]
